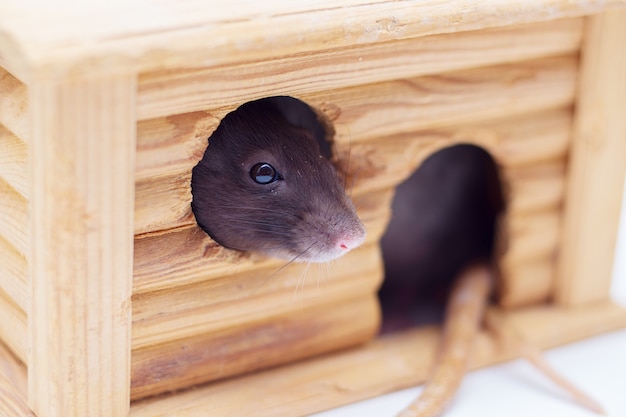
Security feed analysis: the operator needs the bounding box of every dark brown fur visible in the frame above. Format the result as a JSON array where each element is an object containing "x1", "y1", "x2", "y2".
[{"x1": 191, "y1": 97, "x2": 365, "y2": 262}]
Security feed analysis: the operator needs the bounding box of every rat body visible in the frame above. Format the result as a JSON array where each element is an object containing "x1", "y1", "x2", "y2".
[
  {"x1": 380, "y1": 145, "x2": 504, "y2": 332},
  {"x1": 191, "y1": 97, "x2": 365, "y2": 263},
  {"x1": 382, "y1": 145, "x2": 603, "y2": 417}
]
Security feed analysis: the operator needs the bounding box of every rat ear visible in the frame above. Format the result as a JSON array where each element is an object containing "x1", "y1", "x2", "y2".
[{"x1": 264, "y1": 96, "x2": 332, "y2": 160}]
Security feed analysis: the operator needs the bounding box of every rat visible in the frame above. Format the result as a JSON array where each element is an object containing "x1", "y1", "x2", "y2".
[
  {"x1": 381, "y1": 145, "x2": 604, "y2": 417},
  {"x1": 191, "y1": 96, "x2": 366, "y2": 263},
  {"x1": 191, "y1": 98, "x2": 601, "y2": 416}
]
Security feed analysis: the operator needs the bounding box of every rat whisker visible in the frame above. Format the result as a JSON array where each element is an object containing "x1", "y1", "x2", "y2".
[
  {"x1": 224, "y1": 219, "x2": 294, "y2": 230},
  {"x1": 252, "y1": 241, "x2": 316, "y2": 294},
  {"x1": 293, "y1": 260, "x2": 312, "y2": 305},
  {"x1": 207, "y1": 204, "x2": 303, "y2": 220},
  {"x1": 217, "y1": 225, "x2": 294, "y2": 237}
]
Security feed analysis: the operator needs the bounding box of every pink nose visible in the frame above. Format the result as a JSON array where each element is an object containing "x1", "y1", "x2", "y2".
[{"x1": 336, "y1": 231, "x2": 365, "y2": 253}]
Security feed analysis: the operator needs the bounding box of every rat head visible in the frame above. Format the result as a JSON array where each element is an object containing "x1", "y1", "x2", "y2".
[{"x1": 191, "y1": 97, "x2": 366, "y2": 262}]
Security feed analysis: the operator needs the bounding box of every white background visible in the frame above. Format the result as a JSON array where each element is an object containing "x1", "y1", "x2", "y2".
[{"x1": 310, "y1": 179, "x2": 626, "y2": 417}]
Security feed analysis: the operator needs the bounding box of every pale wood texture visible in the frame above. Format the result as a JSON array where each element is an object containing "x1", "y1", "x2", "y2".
[
  {"x1": 0, "y1": 342, "x2": 26, "y2": 401},
  {"x1": 0, "y1": 285, "x2": 26, "y2": 362},
  {"x1": 137, "y1": 18, "x2": 583, "y2": 120},
  {"x1": 129, "y1": 302, "x2": 626, "y2": 417},
  {"x1": 132, "y1": 243, "x2": 381, "y2": 348},
  {"x1": 556, "y1": 9, "x2": 626, "y2": 305},
  {"x1": 1, "y1": 304, "x2": 623, "y2": 417},
  {"x1": 500, "y1": 258, "x2": 555, "y2": 308},
  {"x1": 0, "y1": 0, "x2": 623, "y2": 80},
  {"x1": 0, "y1": 67, "x2": 28, "y2": 143},
  {"x1": 0, "y1": 341, "x2": 31, "y2": 417},
  {"x1": 133, "y1": 188, "x2": 392, "y2": 294},
  {"x1": 0, "y1": 232, "x2": 27, "y2": 315},
  {"x1": 0, "y1": 65, "x2": 29, "y2": 367},
  {"x1": 0, "y1": 125, "x2": 27, "y2": 199},
  {"x1": 135, "y1": 56, "x2": 577, "y2": 234},
  {"x1": 130, "y1": 243, "x2": 382, "y2": 399},
  {"x1": 28, "y1": 76, "x2": 136, "y2": 417},
  {"x1": 0, "y1": 177, "x2": 27, "y2": 256},
  {"x1": 132, "y1": 294, "x2": 380, "y2": 400},
  {"x1": 0, "y1": 372, "x2": 34, "y2": 417}
]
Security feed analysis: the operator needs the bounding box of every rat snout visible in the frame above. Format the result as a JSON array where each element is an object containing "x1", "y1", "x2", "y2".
[{"x1": 335, "y1": 222, "x2": 366, "y2": 253}]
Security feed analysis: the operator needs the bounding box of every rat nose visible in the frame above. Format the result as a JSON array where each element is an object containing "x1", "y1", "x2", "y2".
[{"x1": 336, "y1": 227, "x2": 366, "y2": 253}]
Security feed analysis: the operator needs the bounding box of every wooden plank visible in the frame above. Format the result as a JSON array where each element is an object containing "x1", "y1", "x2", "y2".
[
  {"x1": 137, "y1": 18, "x2": 583, "y2": 119},
  {"x1": 339, "y1": 109, "x2": 572, "y2": 197},
  {"x1": 2, "y1": 0, "x2": 622, "y2": 80},
  {"x1": 0, "y1": 177, "x2": 27, "y2": 256},
  {"x1": 0, "y1": 67, "x2": 28, "y2": 143},
  {"x1": 28, "y1": 76, "x2": 136, "y2": 417},
  {"x1": 131, "y1": 294, "x2": 380, "y2": 400},
  {"x1": 494, "y1": 208, "x2": 562, "y2": 308},
  {"x1": 136, "y1": 100, "x2": 572, "y2": 188},
  {"x1": 313, "y1": 55, "x2": 577, "y2": 145},
  {"x1": 499, "y1": 257, "x2": 555, "y2": 308},
  {"x1": 133, "y1": 187, "x2": 392, "y2": 294},
  {"x1": 136, "y1": 110, "x2": 217, "y2": 180},
  {"x1": 135, "y1": 56, "x2": 577, "y2": 235},
  {"x1": 503, "y1": 160, "x2": 566, "y2": 215},
  {"x1": 0, "y1": 372, "x2": 34, "y2": 417},
  {"x1": 0, "y1": 234, "x2": 27, "y2": 313},
  {"x1": 0, "y1": 340, "x2": 30, "y2": 417},
  {"x1": 129, "y1": 302, "x2": 626, "y2": 417},
  {"x1": 504, "y1": 210, "x2": 561, "y2": 266},
  {"x1": 132, "y1": 242, "x2": 381, "y2": 348},
  {"x1": 0, "y1": 124, "x2": 28, "y2": 198},
  {"x1": 0, "y1": 341, "x2": 26, "y2": 404},
  {"x1": 556, "y1": 9, "x2": 626, "y2": 306},
  {"x1": 0, "y1": 287, "x2": 26, "y2": 363},
  {"x1": 136, "y1": 59, "x2": 575, "y2": 180}
]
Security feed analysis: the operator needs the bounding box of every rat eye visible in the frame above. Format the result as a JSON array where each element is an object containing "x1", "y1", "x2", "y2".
[{"x1": 250, "y1": 162, "x2": 280, "y2": 184}]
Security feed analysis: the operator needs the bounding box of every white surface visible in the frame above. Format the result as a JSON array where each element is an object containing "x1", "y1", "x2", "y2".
[{"x1": 310, "y1": 179, "x2": 626, "y2": 417}]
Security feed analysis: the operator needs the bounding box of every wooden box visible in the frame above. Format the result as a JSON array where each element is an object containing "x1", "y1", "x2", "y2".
[{"x1": 1, "y1": 1, "x2": 626, "y2": 416}]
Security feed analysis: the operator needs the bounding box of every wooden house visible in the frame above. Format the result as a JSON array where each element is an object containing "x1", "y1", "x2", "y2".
[{"x1": 1, "y1": 1, "x2": 626, "y2": 416}]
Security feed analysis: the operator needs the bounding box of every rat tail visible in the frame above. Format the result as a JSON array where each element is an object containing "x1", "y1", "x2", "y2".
[{"x1": 396, "y1": 262, "x2": 491, "y2": 417}]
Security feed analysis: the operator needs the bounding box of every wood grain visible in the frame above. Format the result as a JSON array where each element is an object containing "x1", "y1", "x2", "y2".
[
  {"x1": 2, "y1": 0, "x2": 621, "y2": 80},
  {"x1": 135, "y1": 55, "x2": 576, "y2": 235},
  {"x1": 0, "y1": 124, "x2": 28, "y2": 198},
  {"x1": 0, "y1": 287, "x2": 26, "y2": 363},
  {"x1": 0, "y1": 233, "x2": 27, "y2": 314},
  {"x1": 0, "y1": 341, "x2": 29, "y2": 417},
  {"x1": 135, "y1": 97, "x2": 572, "y2": 191},
  {"x1": 504, "y1": 210, "x2": 561, "y2": 266},
  {"x1": 132, "y1": 243, "x2": 382, "y2": 349},
  {"x1": 0, "y1": 68, "x2": 28, "y2": 143},
  {"x1": 137, "y1": 18, "x2": 582, "y2": 120},
  {"x1": 129, "y1": 302, "x2": 626, "y2": 417},
  {"x1": 131, "y1": 294, "x2": 380, "y2": 400},
  {"x1": 28, "y1": 76, "x2": 136, "y2": 417},
  {"x1": 0, "y1": 372, "x2": 34, "y2": 417},
  {"x1": 133, "y1": 187, "x2": 392, "y2": 294},
  {"x1": 556, "y1": 9, "x2": 626, "y2": 306},
  {"x1": 0, "y1": 341, "x2": 26, "y2": 403},
  {"x1": 503, "y1": 161, "x2": 567, "y2": 215},
  {"x1": 499, "y1": 257, "x2": 555, "y2": 308},
  {"x1": 0, "y1": 177, "x2": 27, "y2": 256},
  {"x1": 498, "y1": 209, "x2": 562, "y2": 307}
]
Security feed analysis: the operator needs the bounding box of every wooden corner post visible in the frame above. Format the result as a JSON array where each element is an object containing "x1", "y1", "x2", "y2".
[
  {"x1": 556, "y1": 9, "x2": 626, "y2": 306},
  {"x1": 28, "y1": 75, "x2": 136, "y2": 417}
]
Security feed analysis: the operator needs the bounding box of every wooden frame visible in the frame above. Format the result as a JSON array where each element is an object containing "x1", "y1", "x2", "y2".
[{"x1": 1, "y1": 2, "x2": 626, "y2": 417}]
